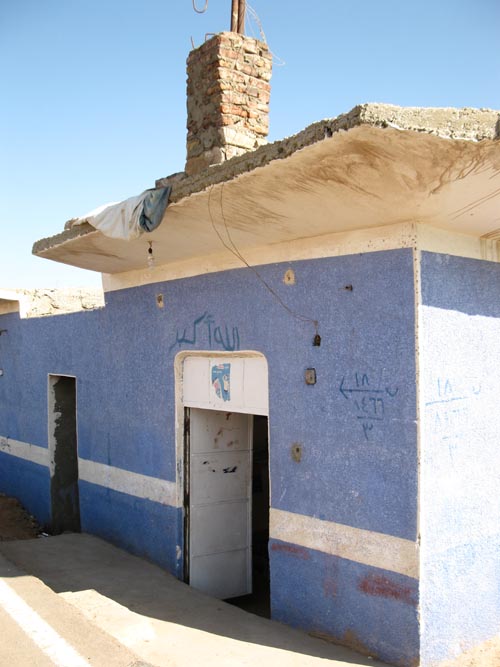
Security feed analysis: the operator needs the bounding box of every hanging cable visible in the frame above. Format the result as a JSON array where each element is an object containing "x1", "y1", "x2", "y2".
[
  {"x1": 192, "y1": 0, "x2": 208, "y2": 14},
  {"x1": 246, "y1": 3, "x2": 286, "y2": 65},
  {"x1": 208, "y1": 183, "x2": 319, "y2": 336},
  {"x1": 246, "y1": 3, "x2": 265, "y2": 42}
]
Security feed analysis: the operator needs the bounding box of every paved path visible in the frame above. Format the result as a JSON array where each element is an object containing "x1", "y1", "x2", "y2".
[
  {"x1": 0, "y1": 550, "x2": 146, "y2": 666},
  {"x1": 0, "y1": 533, "x2": 387, "y2": 667}
]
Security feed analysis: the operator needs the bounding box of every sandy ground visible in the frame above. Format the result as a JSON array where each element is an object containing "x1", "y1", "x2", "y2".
[
  {"x1": 0, "y1": 494, "x2": 40, "y2": 541},
  {"x1": 439, "y1": 638, "x2": 500, "y2": 667}
]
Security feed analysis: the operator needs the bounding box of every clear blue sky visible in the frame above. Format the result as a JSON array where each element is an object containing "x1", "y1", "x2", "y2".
[{"x1": 1, "y1": 0, "x2": 499, "y2": 288}]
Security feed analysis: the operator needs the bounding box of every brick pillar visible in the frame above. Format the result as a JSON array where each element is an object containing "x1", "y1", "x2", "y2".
[{"x1": 185, "y1": 32, "x2": 272, "y2": 176}]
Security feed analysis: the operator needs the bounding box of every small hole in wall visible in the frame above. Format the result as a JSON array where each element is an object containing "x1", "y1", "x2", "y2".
[
  {"x1": 291, "y1": 443, "x2": 302, "y2": 463},
  {"x1": 283, "y1": 269, "x2": 295, "y2": 285},
  {"x1": 156, "y1": 294, "x2": 164, "y2": 309}
]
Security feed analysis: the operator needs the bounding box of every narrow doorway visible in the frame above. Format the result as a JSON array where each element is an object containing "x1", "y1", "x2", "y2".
[
  {"x1": 230, "y1": 414, "x2": 270, "y2": 617},
  {"x1": 185, "y1": 409, "x2": 270, "y2": 617},
  {"x1": 48, "y1": 375, "x2": 80, "y2": 534}
]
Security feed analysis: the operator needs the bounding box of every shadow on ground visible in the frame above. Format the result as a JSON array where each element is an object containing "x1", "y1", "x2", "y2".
[{"x1": 0, "y1": 533, "x2": 385, "y2": 666}]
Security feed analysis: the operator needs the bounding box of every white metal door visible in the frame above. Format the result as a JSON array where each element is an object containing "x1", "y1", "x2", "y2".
[{"x1": 188, "y1": 408, "x2": 252, "y2": 599}]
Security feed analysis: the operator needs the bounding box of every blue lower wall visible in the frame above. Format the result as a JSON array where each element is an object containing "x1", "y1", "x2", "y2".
[
  {"x1": 0, "y1": 452, "x2": 51, "y2": 526},
  {"x1": 270, "y1": 539, "x2": 419, "y2": 667},
  {"x1": 79, "y1": 481, "x2": 182, "y2": 574}
]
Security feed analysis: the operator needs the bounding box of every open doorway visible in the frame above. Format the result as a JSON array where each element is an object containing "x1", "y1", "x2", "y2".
[
  {"x1": 48, "y1": 375, "x2": 81, "y2": 534},
  {"x1": 185, "y1": 408, "x2": 270, "y2": 617},
  {"x1": 229, "y1": 414, "x2": 270, "y2": 617}
]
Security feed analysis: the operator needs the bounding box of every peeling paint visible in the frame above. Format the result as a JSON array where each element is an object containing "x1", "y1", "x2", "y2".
[
  {"x1": 358, "y1": 573, "x2": 417, "y2": 606},
  {"x1": 270, "y1": 542, "x2": 310, "y2": 560},
  {"x1": 322, "y1": 577, "x2": 338, "y2": 598}
]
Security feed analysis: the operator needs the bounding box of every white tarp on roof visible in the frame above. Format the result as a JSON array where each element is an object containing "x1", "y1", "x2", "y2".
[{"x1": 65, "y1": 187, "x2": 171, "y2": 241}]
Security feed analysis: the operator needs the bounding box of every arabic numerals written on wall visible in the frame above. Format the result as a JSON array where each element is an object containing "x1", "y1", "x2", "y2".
[{"x1": 339, "y1": 371, "x2": 399, "y2": 441}]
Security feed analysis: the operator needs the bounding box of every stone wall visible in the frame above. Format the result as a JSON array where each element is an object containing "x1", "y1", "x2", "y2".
[
  {"x1": 0, "y1": 288, "x2": 104, "y2": 318},
  {"x1": 185, "y1": 32, "x2": 272, "y2": 176}
]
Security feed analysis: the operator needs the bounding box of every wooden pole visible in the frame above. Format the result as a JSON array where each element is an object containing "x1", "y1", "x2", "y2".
[
  {"x1": 231, "y1": 0, "x2": 238, "y2": 32},
  {"x1": 237, "y1": 0, "x2": 246, "y2": 34}
]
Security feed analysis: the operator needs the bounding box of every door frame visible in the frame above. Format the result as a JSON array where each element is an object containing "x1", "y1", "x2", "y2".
[
  {"x1": 47, "y1": 373, "x2": 80, "y2": 532},
  {"x1": 174, "y1": 351, "x2": 269, "y2": 584}
]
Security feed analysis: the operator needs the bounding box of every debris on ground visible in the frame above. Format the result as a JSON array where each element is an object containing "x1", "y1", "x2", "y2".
[{"x1": 0, "y1": 494, "x2": 41, "y2": 540}]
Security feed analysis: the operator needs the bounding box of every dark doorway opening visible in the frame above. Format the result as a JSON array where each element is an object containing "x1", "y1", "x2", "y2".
[
  {"x1": 48, "y1": 375, "x2": 81, "y2": 534},
  {"x1": 228, "y1": 414, "x2": 270, "y2": 618}
]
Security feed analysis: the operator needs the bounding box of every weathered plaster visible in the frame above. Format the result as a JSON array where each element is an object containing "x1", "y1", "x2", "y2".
[
  {"x1": 102, "y1": 221, "x2": 500, "y2": 293},
  {"x1": 418, "y1": 252, "x2": 500, "y2": 665},
  {"x1": 103, "y1": 221, "x2": 419, "y2": 291}
]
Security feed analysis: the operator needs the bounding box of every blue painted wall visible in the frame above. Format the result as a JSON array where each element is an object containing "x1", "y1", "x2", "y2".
[
  {"x1": 270, "y1": 539, "x2": 419, "y2": 667},
  {"x1": 157, "y1": 249, "x2": 415, "y2": 537},
  {"x1": 79, "y1": 482, "x2": 182, "y2": 573},
  {"x1": 0, "y1": 453, "x2": 51, "y2": 526},
  {"x1": 420, "y1": 251, "x2": 500, "y2": 665},
  {"x1": 0, "y1": 248, "x2": 418, "y2": 664}
]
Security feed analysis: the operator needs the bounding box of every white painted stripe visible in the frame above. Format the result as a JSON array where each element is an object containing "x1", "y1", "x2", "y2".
[
  {"x1": 0, "y1": 435, "x2": 178, "y2": 508},
  {"x1": 270, "y1": 508, "x2": 418, "y2": 579},
  {"x1": 78, "y1": 458, "x2": 178, "y2": 507},
  {"x1": 0, "y1": 579, "x2": 91, "y2": 667},
  {"x1": 0, "y1": 436, "x2": 48, "y2": 467}
]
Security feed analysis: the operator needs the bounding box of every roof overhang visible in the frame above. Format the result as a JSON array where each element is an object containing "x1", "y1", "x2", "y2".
[{"x1": 33, "y1": 104, "x2": 500, "y2": 275}]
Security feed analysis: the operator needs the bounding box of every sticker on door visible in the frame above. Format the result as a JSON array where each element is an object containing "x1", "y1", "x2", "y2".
[{"x1": 212, "y1": 363, "x2": 231, "y2": 401}]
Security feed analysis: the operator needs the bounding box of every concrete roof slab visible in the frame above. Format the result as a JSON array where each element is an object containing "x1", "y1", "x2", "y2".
[{"x1": 32, "y1": 104, "x2": 500, "y2": 275}]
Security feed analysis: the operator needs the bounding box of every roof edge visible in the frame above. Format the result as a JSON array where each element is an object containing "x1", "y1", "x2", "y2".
[
  {"x1": 33, "y1": 103, "x2": 499, "y2": 257},
  {"x1": 156, "y1": 103, "x2": 499, "y2": 199}
]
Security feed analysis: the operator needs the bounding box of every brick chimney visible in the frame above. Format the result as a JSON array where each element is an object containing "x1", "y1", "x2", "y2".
[{"x1": 185, "y1": 32, "x2": 272, "y2": 176}]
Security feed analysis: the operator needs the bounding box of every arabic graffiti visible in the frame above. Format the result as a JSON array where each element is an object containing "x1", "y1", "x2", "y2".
[
  {"x1": 169, "y1": 311, "x2": 240, "y2": 353},
  {"x1": 339, "y1": 371, "x2": 399, "y2": 441},
  {"x1": 424, "y1": 377, "x2": 481, "y2": 460}
]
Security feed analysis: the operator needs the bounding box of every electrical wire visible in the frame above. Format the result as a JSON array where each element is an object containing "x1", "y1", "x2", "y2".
[
  {"x1": 192, "y1": 0, "x2": 208, "y2": 14},
  {"x1": 208, "y1": 183, "x2": 319, "y2": 334},
  {"x1": 246, "y1": 3, "x2": 286, "y2": 65}
]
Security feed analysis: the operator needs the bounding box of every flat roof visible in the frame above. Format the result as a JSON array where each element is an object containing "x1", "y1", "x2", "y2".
[{"x1": 32, "y1": 103, "x2": 500, "y2": 274}]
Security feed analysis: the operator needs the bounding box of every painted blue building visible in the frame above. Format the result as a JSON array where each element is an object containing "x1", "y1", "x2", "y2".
[{"x1": 1, "y1": 33, "x2": 500, "y2": 667}]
